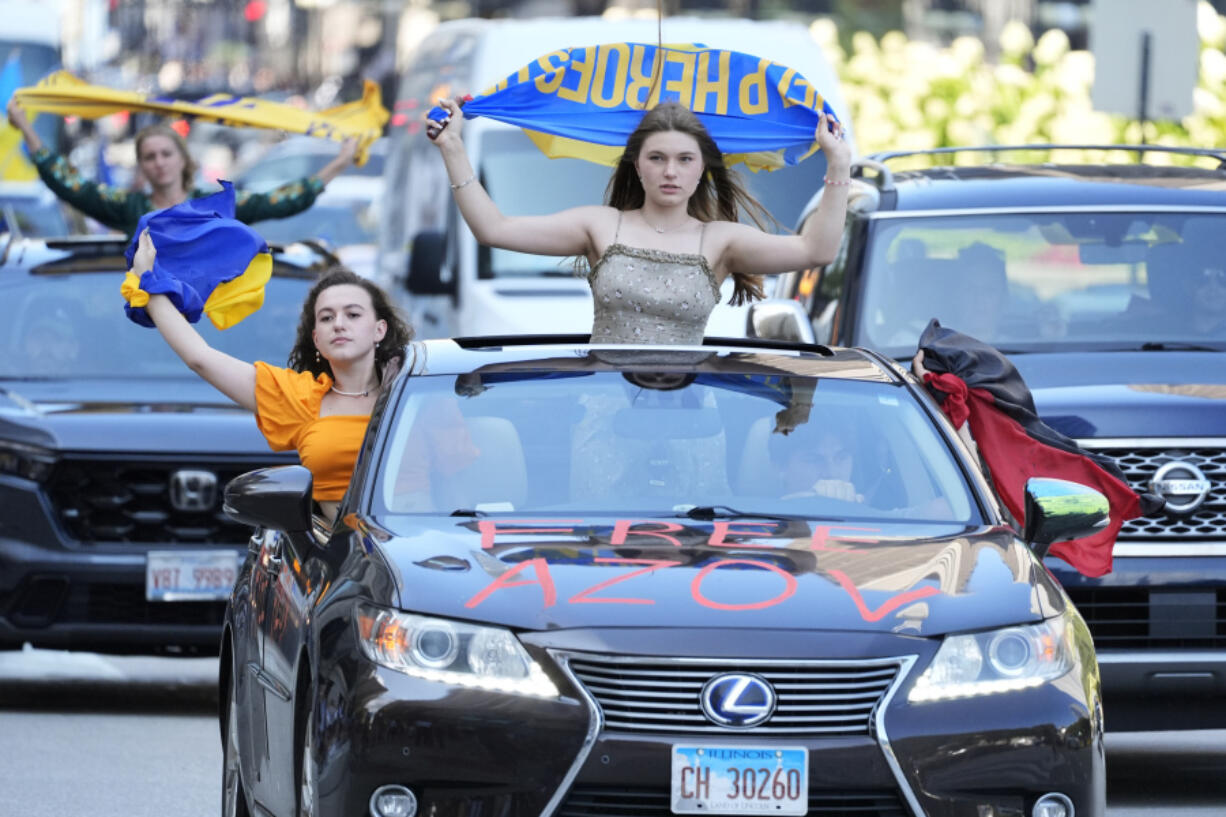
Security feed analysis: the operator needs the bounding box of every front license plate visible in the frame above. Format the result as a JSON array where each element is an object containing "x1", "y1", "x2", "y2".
[
  {"x1": 671, "y1": 745, "x2": 808, "y2": 815},
  {"x1": 146, "y1": 550, "x2": 241, "y2": 602}
]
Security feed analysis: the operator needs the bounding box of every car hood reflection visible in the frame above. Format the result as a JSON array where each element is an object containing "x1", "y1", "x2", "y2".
[{"x1": 373, "y1": 517, "x2": 1059, "y2": 637}]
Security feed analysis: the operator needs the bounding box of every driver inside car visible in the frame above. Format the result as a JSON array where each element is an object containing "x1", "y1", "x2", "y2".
[{"x1": 772, "y1": 421, "x2": 865, "y2": 503}]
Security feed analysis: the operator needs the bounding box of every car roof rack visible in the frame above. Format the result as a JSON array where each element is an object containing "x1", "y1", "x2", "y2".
[
  {"x1": 851, "y1": 144, "x2": 1226, "y2": 191},
  {"x1": 449, "y1": 333, "x2": 836, "y2": 356}
]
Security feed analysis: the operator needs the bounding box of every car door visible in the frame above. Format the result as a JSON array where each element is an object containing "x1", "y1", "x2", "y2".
[
  {"x1": 259, "y1": 523, "x2": 327, "y2": 813},
  {"x1": 243, "y1": 526, "x2": 290, "y2": 810}
]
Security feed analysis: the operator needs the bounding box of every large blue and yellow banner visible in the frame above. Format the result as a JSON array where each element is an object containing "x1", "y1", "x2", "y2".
[
  {"x1": 427, "y1": 43, "x2": 841, "y2": 172},
  {"x1": 14, "y1": 71, "x2": 388, "y2": 163}
]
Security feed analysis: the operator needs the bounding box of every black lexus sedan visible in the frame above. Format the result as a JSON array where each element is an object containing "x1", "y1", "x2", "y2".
[{"x1": 221, "y1": 336, "x2": 1109, "y2": 817}]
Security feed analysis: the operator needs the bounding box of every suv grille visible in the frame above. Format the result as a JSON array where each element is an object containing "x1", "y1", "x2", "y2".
[
  {"x1": 558, "y1": 787, "x2": 907, "y2": 817},
  {"x1": 1065, "y1": 587, "x2": 1226, "y2": 649},
  {"x1": 1098, "y1": 445, "x2": 1226, "y2": 539},
  {"x1": 567, "y1": 657, "x2": 900, "y2": 736},
  {"x1": 46, "y1": 456, "x2": 288, "y2": 545}
]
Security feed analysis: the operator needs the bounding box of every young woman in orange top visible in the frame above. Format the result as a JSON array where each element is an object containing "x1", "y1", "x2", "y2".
[{"x1": 130, "y1": 230, "x2": 414, "y2": 523}]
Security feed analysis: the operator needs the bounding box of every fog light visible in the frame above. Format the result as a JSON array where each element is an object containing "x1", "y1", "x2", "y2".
[
  {"x1": 369, "y1": 785, "x2": 417, "y2": 817},
  {"x1": 1033, "y1": 792, "x2": 1074, "y2": 817}
]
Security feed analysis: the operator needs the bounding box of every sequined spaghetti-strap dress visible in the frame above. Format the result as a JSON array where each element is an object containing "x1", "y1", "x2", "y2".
[
  {"x1": 571, "y1": 212, "x2": 730, "y2": 503},
  {"x1": 587, "y1": 212, "x2": 720, "y2": 345}
]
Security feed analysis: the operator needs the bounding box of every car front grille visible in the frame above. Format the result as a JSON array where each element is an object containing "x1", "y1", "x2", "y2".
[
  {"x1": 45, "y1": 455, "x2": 289, "y2": 545},
  {"x1": 558, "y1": 786, "x2": 907, "y2": 817},
  {"x1": 1101, "y1": 444, "x2": 1226, "y2": 539},
  {"x1": 1065, "y1": 587, "x2": 1226, "y2": 649},
  {"x1": 566, "y1": 656, "x2": 901, "y2": 736}
]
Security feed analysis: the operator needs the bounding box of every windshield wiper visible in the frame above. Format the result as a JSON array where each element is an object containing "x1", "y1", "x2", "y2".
[
  {"x1": 1138, "y1": 341, "x2": 1225, "y2": 352},
  {"x1": 678, "y1": 505, "x2": 805, "y2": 522},
  {"x1": 449, "y1": 508, "x2": 485, "y2": 517}
]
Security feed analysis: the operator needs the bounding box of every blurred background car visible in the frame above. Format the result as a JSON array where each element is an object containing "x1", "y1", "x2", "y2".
[
  {"x1": 0, "y1": 180, "x2": 87, "y2": 236},
  {"x1": 235, "y1": 137, "x2": 385, "y2": 278},
  {"x1": 248, "y1": 175, "x2": 381, "y2": 279},
  {"x1": 233, "y1": 135, "x2": 386, "y2": 193}
]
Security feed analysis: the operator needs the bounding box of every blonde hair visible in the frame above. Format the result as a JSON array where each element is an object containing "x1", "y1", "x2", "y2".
[{"x1": 134, "y1": 124, "x2": 198, "y2": 191}]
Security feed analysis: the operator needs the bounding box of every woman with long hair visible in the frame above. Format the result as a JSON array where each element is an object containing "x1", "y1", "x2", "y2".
[{"x1": 427, "y1": 98, "x2": 850, "y2": 344}]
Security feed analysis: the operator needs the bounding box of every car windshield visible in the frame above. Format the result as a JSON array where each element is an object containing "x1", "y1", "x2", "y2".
[
  {"x1": 0, "y1": 273, "x2": 309, "y2": 378},
  {"x1": 253, "y1": 202, "x2": 377, "y2": 247},
  {"x1": 238, "y1": 149, "x2": 386, "y2": 193},
  {"x1": 478, "y1": 128, "x2": 826, "y2": 279},
  {"x1": 856, "y1": 212, "x2": 1226, "y2": 356},
  {"x1": 375, "y1": 366, "x2": 974, "y2": 523}
]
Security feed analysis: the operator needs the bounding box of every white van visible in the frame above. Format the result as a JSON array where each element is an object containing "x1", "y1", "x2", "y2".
[{"x1": 376, "y1": 16, "x2": 852, "y2": 340}]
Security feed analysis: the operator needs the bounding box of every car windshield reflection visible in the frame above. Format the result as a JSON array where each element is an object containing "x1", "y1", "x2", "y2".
[
  {"x1": 857, "y1": 212, "x2": 1226, "y2": 355},
  {"x1": 377, "y1": 370, "x2": 974, "y2": 523},
  {"x1": 0, "y1": 274, "x2": 306, "y2": 378}
]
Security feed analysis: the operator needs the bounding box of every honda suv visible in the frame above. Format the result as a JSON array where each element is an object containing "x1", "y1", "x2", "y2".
[
  {"x1": 0, "y1": 233, "x2": 332, "y2": 655},
  {"x1": 785, "y1": 144, "x2": 1226, "y2": 730}
]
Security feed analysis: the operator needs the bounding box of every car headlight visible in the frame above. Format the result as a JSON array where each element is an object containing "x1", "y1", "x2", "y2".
[
  {"x1": 0, "y1": 440, "x2": 55, "y2": 482},
  {"x1": 355, "y1": 604, "x2": 559, "y2": 698},
  {"x1": 908, "y1": 616, "x2": 1074, "y2": 702}
]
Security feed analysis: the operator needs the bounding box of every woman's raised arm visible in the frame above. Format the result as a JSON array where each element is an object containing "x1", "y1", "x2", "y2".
[
  {"x1": 133, "y1": 231, "x2": 258, "y2": 411},
  {"x1": 716, "y1": 111, "x2": 852, "y2": 278},
  {"x1": 427, "y1": 96, "x2": 598, "y2": 258}
]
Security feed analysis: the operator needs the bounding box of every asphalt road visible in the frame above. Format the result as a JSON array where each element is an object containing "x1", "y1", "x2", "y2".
[{"x1": 0, "y1": 647, "x2": 1222, "y2": 817}]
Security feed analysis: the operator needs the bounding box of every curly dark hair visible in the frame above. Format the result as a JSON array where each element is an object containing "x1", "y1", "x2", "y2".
[
  {"x1": 286, "y1": 267, "x2": 414, "y2": 380},
  {"x1": 605, "y1": 102, "x2": 779, "y2": 306}
]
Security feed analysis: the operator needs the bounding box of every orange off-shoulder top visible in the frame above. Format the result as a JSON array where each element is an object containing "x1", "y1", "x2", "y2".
[{"x1": 254, "y1": 362, "x2": 371, "y2": 502}]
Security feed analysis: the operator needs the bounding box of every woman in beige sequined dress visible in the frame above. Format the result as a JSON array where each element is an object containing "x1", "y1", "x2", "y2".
[{"x1": 428, "y1": 99, "x2": 851, "y2": 344}]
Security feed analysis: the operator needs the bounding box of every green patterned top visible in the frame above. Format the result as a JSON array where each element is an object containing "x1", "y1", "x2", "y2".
[{"x1": 30, "y1": 147, "x2": 325, "y2": 237}]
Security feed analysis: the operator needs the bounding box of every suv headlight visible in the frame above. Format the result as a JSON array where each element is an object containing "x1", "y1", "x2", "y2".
[
  {"x1": 0, "y1": 440, "x2": 56, "y2": 482},
  {"x1": 355, "y1": 604, "x2": 559, "y2": 698},
  {"x1": 908, "y1": 615, "x2": 1074, "y2": 702}
]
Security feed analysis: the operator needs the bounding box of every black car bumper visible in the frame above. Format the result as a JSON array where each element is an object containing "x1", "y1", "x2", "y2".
[
  {"x1": 1052, "y1": 553, "x2": 1226, "y2": 730},
  {"x1": 0, "y1": 538, "x2": 228, "y2": 654},
  {"x1": 312, "y1": 629, "x2": 1104, "y2": 817}
]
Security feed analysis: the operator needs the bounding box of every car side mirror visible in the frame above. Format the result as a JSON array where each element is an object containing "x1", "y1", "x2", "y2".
[
  {"x1": 1022, "y1": 477, "x2": 1110, "y2": 559},
  {"x1": 407, "y1": 230, "x2": 455, "y2": 297},
  {"x1": 747, "y1": 300, "x2": 817, "y2": 344},
  {"x1": 224, "y1": 465, "x2": 314, "y2": 533}
]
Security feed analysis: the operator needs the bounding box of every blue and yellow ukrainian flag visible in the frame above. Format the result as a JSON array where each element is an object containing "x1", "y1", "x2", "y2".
[
  {"x1": 427, "y1": 43, "x2": 841, "y2": 172},
  {"x1": 15, "y1": 71, "x2": 387, "y2": 163},
  {"x1": 121, "y1": 182, "x2": 272, "y2": 330}
]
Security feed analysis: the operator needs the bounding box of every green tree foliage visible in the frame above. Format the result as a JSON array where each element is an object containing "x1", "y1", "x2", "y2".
[{"x1": 811, "y1": 1, "x2": 1226, "y2": 168}]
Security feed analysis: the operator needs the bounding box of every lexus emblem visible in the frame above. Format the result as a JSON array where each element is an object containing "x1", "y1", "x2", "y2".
[
  {"x1": 169, "y1": 469, "x2": 218, "y2": 512},
  {"x1": 1150, "y1": 460, "x2": 1211, "y2": 514},
  {"x1": 700, "y1": 674, "x2": 777, "y2": 728}
]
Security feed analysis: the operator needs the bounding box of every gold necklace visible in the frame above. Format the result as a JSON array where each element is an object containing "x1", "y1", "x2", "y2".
[{"x1": 330, "y1": 385, "x2": 372, "y2": 397}]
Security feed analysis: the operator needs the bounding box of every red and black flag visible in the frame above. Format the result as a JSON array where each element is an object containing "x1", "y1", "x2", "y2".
[{"x1": 917, "y1": 321, "x2": 1163, "y2": 578}]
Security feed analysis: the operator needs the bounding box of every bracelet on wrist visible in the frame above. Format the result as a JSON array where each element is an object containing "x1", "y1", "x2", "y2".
[
  {"x1": 450, "y1": 173, "x2": 476, "y2": 191},
  {"x1": 823, "y1": 175, "x2": 851, "y2": 187}
]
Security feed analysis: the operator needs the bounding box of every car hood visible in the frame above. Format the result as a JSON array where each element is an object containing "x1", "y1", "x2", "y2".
[
  {"x1": 1010, "y1": 351, "x2": 1226, "y2": 438},
  {"x1": 368, "y1": 516, "x2": 1058, "y2": 637},
  {"x1": 0, "y1": 377, "x2": 273, "y2": 454}
]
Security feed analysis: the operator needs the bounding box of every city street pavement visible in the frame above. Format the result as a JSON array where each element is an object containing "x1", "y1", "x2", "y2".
[{"x1": 0, "y1": 647, "x2": 1222, "y2": 817}]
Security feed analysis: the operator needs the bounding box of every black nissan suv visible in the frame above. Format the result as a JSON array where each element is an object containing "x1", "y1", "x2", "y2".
[
  {"x1": 0, "y1": 233, "x2": 331, "y2": 655},
  {"x1": 785, "y1": 145, "x2": 1226, "y2": 730}
]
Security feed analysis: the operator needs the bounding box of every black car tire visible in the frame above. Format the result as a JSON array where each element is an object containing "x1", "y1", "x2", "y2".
[{"x1": 222, "y1": 667, "x2": 252, "y2": 817}]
